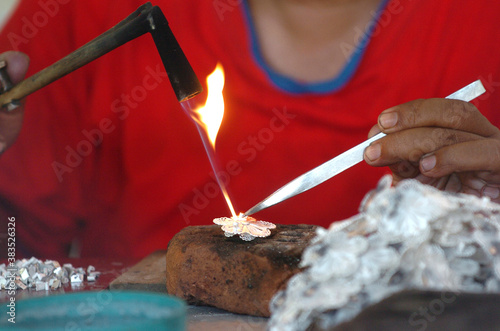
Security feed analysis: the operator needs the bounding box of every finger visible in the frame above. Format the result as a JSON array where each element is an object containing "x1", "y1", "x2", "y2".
[
  {"x1": 387, "y1": 161, "x2": 421, "y2": 187},
  {"x1": 411, "y1": 174, "x2": 460, "y2": 193},
  {"x1": 444, "y1": 173, "x2": 462, "y2": 192},
  {"x1": 462, "y1": 186, "x2": 482, "y2": 198},
  {"x1": 0, "y1": 51, "x2": 30, "y2": 84},
  {"x1": 377, "y1": 98, "x2": 498, "y2": 138},
  {"x1": 0, "y1": 52, "x2": 30, "y2": 152},
  {"x1": 458, "y1": 174, "x2": 500, "y2": 200},
  {"x1": 367, "y1": 124, "x2": 381, "y2": 138},
  {"x1": 419, "y1": 138, "x2": 500, "y2": 177},
  {"x1": 364, "y1": 127, "x2": 481, "y2": 167},
  {"x1": 463, "y1": 182, "x2": 500, "y2": 202},
  {"x1": 482, "y1": 185, "x2": 500, "y2": 201}
]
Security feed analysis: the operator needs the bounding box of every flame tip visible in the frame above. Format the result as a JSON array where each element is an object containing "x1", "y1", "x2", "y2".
[{"x1": 189, "y1": 63, "x2": 237, "y2": 215}]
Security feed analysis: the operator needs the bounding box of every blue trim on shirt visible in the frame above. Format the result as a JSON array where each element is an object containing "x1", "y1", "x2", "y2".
[{"x1": 242, "y1": 0, "x2": 390, "y2": 94}]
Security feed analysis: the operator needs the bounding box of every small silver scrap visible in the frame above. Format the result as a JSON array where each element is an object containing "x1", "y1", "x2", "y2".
[
  {"x1": 53, "y1": 266, "x2": 63, "y2": 277},
  {"x1": 28, "y1": 265, "x2": 36, "y2": 278},
  {"x1": 70, "y1": 273, "x2": 84, "y2": 283},
  {"x1": 15, "y1": 279, "x2": 27, "y2": 290},
  {"x1": 50, "y1": 260, "x2": 61, "y2": 268},
  {"x1": 22, "y1": 257, "x2": 37, "y2": 267},
  {"x1": 87, "y1": 272, "x2": 101, "y2": 282},
  {"x1": 19, "y1": 268, "x2": 29, "y2": 282},
  {"x1": 50, "y1": 279, "x2": 61, "y2": 290}
]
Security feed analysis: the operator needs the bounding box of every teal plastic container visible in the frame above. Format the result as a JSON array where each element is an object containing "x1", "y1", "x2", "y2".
[{"x1": 0, "y1": 291, "x2": 186, "y2": 330}]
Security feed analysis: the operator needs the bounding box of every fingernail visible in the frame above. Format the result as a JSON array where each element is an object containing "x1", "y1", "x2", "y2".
[
  {"x1": 379, "y1": 112, "x2": 398, "y2": 129},
  {"x1": 482, "y1": 186, "x2": 500, "y2": 199},
  {"x1": 365, "y1": 144, "x2": 381, "y2": 161},
  {"x1": 420, "y1": 154, "x2": 436, "y2": 172},
  {"x1": 468, "y1": 179, "x2": 485, "y2": 191}
]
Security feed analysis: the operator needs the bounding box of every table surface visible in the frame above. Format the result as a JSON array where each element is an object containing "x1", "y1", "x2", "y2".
[
  {"x1": 0, "y1": 253, "x2": 268, "y2": 330},
  {"x1": 4, "y1": 253, "x2": 500, "y2": 331}
]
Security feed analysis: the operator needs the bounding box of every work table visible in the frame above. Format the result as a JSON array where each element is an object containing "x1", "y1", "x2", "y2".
[
  {"x1": 3, "y1": 251, "x2": 500, "y2": 331},
  {"x1": 1, "y1": 251, "x2": 267, "y2": 331}
]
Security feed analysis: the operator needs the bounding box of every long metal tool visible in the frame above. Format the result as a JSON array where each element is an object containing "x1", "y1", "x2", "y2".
[
  {"x1": 244, "y1": 80, "x2": 486, "y2": 216},
  {"x1": 0, "y1": 2, "x2": 202, "y2": 110}
]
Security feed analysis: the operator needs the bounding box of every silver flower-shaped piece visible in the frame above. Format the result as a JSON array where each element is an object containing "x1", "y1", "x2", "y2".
[{"x1": 213, "y1": 213, "x2": 276, "y2": 241}]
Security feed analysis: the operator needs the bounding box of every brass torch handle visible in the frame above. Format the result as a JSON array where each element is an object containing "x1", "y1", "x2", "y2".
[{"x1": 0, "y1": 2, "x2": 153, "y2": 110}]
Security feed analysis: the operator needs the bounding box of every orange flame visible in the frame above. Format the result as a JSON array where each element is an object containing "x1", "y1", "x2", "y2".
[
  {"x1": 192, "y1": 64, "x2": 236, "y2": 217},
  {"x1": 191, "y1": 63, "x2": 225, "y2": 148}
]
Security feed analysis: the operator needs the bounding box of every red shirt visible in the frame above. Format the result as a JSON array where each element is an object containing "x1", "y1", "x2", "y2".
[{"x1": 1, "y1": 0, "x2": 499, "y2": 258}]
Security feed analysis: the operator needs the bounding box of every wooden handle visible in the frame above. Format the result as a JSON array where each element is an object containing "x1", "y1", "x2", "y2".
[{"x1": 0, "y1": 2, "x2": 153, "y2": 109}]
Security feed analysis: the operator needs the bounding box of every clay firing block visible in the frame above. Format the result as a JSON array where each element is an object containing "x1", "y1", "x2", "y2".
[{"x1": 165, "y1": 224, "x2": 318, "y2": 317}]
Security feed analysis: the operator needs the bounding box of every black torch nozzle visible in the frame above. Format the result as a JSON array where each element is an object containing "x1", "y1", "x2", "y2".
[{"x1": 146, "y1": 6, "x2": 203, "y2": 102}]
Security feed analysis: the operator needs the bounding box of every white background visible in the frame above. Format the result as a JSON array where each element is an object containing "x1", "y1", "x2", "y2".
[{"x1": 0, "y1": 0, "x2": 20, "y2": 32}]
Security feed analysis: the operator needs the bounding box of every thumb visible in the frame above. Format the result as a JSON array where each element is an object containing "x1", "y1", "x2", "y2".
[
  {"x1": 0, "y1": 51, "x2": 30, "y2": 153},
  {"x1": 0, "y1": 51, "x2": 30, "y2": 84}
]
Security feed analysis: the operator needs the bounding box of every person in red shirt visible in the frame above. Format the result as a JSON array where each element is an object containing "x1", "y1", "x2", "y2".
[{"x1": 1, "y1": 0, "x2": 499, "y2": 259}]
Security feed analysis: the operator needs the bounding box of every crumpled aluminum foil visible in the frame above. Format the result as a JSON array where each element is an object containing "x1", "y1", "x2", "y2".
[{"x1": 268, "y1": 175, "x2": 500, "y2": 331}]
